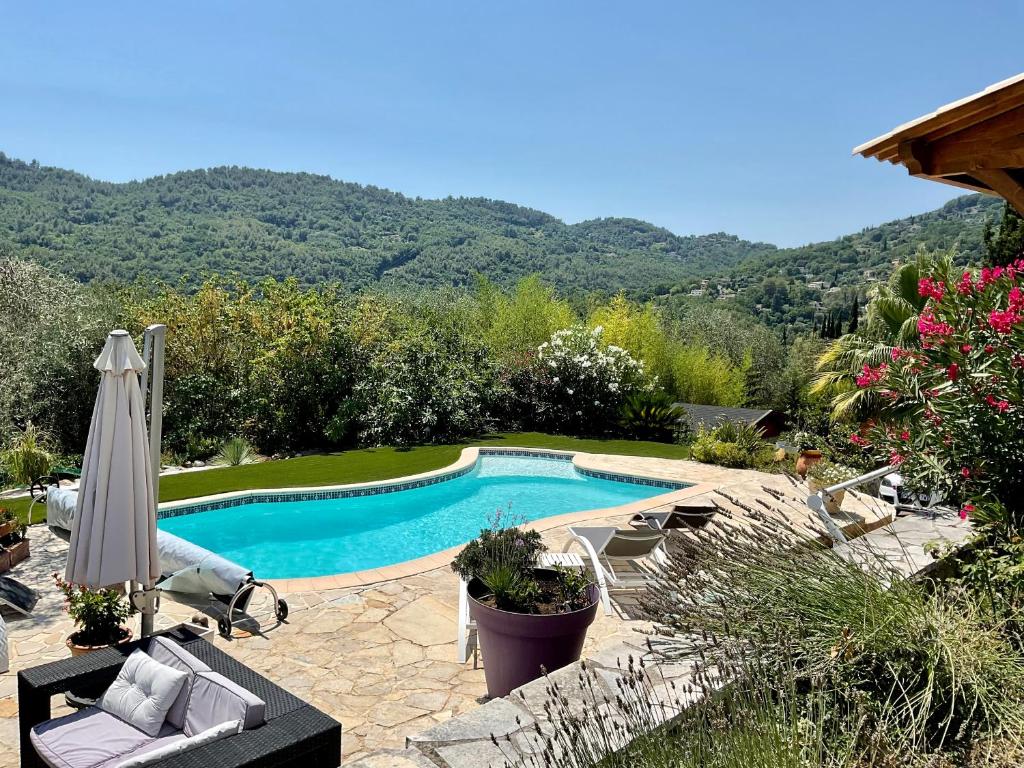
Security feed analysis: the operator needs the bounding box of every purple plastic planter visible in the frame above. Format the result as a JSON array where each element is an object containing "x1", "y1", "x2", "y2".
[{"x1": 468, "y1": 571, "x2": 600, "y2": 698}]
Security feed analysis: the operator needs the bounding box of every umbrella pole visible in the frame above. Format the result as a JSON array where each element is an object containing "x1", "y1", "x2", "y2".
[{"x1": 141, "y1": 324, "x2": 167, "y2": 637}]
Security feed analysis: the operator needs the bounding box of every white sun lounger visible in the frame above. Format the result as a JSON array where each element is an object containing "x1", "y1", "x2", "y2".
[
  {"x1": 562, "y1": 526, "x2": 667, "y2": 615},
  {"x1": 44, "y1": 486, "x2": 285, "y2": 636}
]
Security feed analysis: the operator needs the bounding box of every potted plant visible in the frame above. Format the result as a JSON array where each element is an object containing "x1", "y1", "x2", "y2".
[
  {"x1": 53, "y1": 574, "x2": 132, "y2": 656},
  {"x1": 0, "y1": 519, "x2": 29, "y2": 574},
  {"x1": 807, "y1": 461, "x2": 857, "y2": 514},
  {"x1": 452, "y1": 520, "x2": 600, "y2": 698},
  {"x1": 791, "y1": 431, "x2": 824, "y2": 477},
  {"x1": 0, "y1": 508, "x2": 16, "y2": 539}
]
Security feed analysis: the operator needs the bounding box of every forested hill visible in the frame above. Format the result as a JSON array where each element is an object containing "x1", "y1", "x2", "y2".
[
  {"x1": 0, "y1": 153, "x2": 776, "y2": 294},
  {"x1": 723, "y1": 193, "x2": 1002, "y2": 290},
  {"x1": 0, "y1": 152, "x2": 1005, "y2": 296}
]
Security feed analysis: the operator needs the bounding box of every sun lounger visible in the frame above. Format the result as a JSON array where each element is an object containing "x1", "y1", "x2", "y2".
[
  {"x1": 562, "y1": 526, "x2": 667, "y2": 615},
  {"x1": 0, "y1": 575, "x2": 39, "y2": 617},
  {"x1": 630, "y1": 500, "x2": 718, "y2": 531},
  {"x1": 44, "y1": 487, "x2": 285, "y2": 637}
]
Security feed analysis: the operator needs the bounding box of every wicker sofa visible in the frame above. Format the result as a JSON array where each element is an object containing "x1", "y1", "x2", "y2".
[{"x1": 17, "y1": 626, "x2": 341, "y2": 768}]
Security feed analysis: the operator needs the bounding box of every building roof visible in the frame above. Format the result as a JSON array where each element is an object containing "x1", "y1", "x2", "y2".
[
  {"x1": 854, "y1": 73, "x2": 1024, "y2": 214},
  {"x1": 675, "y1": 403, "x2": 777, "y2": 430}
]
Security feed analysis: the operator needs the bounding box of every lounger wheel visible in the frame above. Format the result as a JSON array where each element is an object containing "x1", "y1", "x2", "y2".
[
  {"x1": 217, "y1": 614, "x2": 232, "y2": 638},
  {"x1": 275, "y1": 599, "x2": 288, "y2": 622},
  {"x1": 30, "y1": 475, "x2": 58, "y2": 502}
]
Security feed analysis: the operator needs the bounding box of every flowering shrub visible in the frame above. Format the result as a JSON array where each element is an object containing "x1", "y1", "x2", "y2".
[
  {"x1": 53, "y1": 573, "x2": 131, "y2": 646},
  {"x1": 858, "y1": 259, "x2": 1024, "y2": 528},
  {"x1": 532, "y1": 326, "x2": 649, "y2": 435}
]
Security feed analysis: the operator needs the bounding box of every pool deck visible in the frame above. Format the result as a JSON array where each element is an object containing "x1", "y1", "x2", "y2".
[{"x1": 0, "y1": 451, "x2": 967, "y2": 766}]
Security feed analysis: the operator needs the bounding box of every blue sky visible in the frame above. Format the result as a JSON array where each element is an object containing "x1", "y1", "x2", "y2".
[{"x1": 1, "y1": 2, "x2": 1020, "y2": 247}]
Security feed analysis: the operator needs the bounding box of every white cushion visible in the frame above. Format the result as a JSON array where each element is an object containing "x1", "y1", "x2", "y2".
[
  {"x1": 29, "y1": 708, "x2": 173, "y2": 768},
  {"x1": 97, "y1": 650, "x2": 188, "y2": 737},
  {"x1": 146, "y1": 637, "x2": 211, "y2": 730},
  {"x1": 184, "y1": 671, "x2": 265, "y2": 736},
  {"x1": 116, "y1": 719, "x2": 242, "y2": 768}
]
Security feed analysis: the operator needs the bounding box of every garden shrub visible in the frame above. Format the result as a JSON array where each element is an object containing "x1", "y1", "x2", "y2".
[
  {"x1": 530, "y1": 325, "x2": 648, "y2": 435},
  {"x1": 689, "y1": 421, "x2": 772, "y2": 469},
  {"x1": 854, "y1": 258, "x2": 1024, "y2": 615},
  {"x1": 618, "y1": 390, "x2": 684, "y2": 443},
  {"x1": 590, "y1": 293, "x2": 673, "y2": 387},
  {"x1": 351, "y1": 293, "x2": 497, "y2": 446},
  {"x1": 213, "y1": 436, "x2": 257, "y2": 466}
]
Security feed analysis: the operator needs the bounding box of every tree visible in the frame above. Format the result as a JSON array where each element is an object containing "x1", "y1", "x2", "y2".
[
  {"x1": 984, "y1": 203, "x2": 1024, "y2": 267},
  {"x1": 863, "y1": 257, "x2": 1024, "y2": 528},
  {"x1": 812, "y1": 250, "x2": 948, "y2": 420}
]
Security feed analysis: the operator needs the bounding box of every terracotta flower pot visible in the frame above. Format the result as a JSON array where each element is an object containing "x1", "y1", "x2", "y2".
[
  {"x1": 0, "y1": 539, "x2": 29, "y2": 574},
  {"x1": 808, "y1": 478, "x2": 846, "y2": 515},
  {"x1": 67, "y1": 627, "x2": 133, "y2": 657},
  {"x1": 0, "y1": 522, "x2": 15, "y2": 539},
  {"x1": 468, "y1": 571, "x2": 599, "y2": 698},
  {"x1": 795, "y1": 450, "x2": 823, "y2": 478}
]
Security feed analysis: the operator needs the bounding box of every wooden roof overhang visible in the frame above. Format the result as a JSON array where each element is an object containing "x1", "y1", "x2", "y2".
[{"x1": 854, "y1": 73, "x2": 1024, "y2": 215}]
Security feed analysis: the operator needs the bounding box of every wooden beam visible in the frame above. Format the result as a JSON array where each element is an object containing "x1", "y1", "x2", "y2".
[
  {"x1": 973, "y1": 169, "x2": 1024, "y2": 216},
  {"x1": 926, "y1": 147, "x2": 1024, "y2": 176},
  {"x1": 897, "y1": 139, "x2": 927, "y2": 175}
]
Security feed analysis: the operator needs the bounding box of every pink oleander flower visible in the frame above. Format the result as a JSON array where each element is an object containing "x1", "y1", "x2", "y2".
[
  {"x1": 918, "y1": 311, "x2": 954, "y2": 337},
  {"x1": 918, "y1": 277, "x2": 946, "y2": 300},
  {"x1": 1010, "y1": 285, "x2": 1024, "y2": 311},
  {"x1": 959, "y1": 503, "x2": 975, "y2": 521},
  {"x1": 979, "y1": 266, "x2": 1006, "y2": 289},
  {"x1": 960, "y1": 344, "x2": 972, "y2": 353},
  {"x1": 899, "y1": 430, "x2": 910, "y2": 441},
  {"x1": 849, "y1": 433, "x2": 868, "y2": 446},
  {"x1": 957, "y1": 271, "x2": 974, "y2": 295},
  {"x1": 889, "y1": 451, "x2": 905, "y2": 466},
  {"x1": 960, "y1": 467, "x2": 971, "y2": 478},
  {"x1": 856, "y1": 363, "x2": 888, "y2": 388},
  {"x1": 989, "y1": 308, "x2": 1020, "y2": 334},
  {"x1": 947, "y1": 363, "x2": 959, "y2": 382}
]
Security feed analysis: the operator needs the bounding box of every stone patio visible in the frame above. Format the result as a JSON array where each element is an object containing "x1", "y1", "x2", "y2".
[{"x1": 0, "y1": 453, "x2": 965, "y2": 766}]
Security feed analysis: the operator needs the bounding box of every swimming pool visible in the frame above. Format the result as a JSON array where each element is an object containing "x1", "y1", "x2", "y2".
[{"x1": 157, "y1": 451, "x2": 687, "y2": 579}]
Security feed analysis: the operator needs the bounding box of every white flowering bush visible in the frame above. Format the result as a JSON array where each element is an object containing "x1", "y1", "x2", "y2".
[{"x1": 532, "y1": 325, "x2": 649, "y2": 434}]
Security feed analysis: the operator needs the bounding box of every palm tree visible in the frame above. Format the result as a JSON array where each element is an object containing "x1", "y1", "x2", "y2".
[{"x1": 812, "y1": 250, "x2": 953, "y2": 420}]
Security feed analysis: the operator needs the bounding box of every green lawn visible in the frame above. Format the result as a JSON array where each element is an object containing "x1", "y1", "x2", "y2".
[{"x1": 2, "y1": 432, "x2": 691, "y2": 525}]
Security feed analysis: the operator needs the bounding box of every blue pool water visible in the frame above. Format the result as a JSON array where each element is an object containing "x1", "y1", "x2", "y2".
[{"x1": 158, "y1": 454, "x2": 681, "y2": 578}]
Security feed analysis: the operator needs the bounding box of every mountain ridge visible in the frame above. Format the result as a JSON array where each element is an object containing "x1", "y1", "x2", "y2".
[{"x1": 0, "y1": 152, "x2": 1003, "y2": 297}]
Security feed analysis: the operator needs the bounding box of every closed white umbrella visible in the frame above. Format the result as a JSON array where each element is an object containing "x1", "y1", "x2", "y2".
[{"x1": 66, "y1": 330, "x2": 160, "y2": 593}]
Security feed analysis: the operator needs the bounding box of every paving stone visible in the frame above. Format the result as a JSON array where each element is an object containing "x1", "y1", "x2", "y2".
[
  {"x1": 510, "y1": 661, "x2": 600, "y2": 720},
  {"x1": 374, "y1": 702, "x2": 430, "y2": 728},
  {"x1": 384, "y1": 597, "x2": 456, "y2": 646},
  {"x1": 433, "y1": 739, "x2": 515, "y2": 768},
  {"x1": 402, "y1": 690, "x2": 449, "y2": 711},
  {"x1": 347, "y1": 748, "x2": 438, "y2": 768},
  {"x1": 409, "y1": 696, "x2": 533, "y2": 743}
]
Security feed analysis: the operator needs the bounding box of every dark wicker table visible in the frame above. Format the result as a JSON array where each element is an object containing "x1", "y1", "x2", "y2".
[{"x1": 17, "y1": 626, "x2": 342, "y2": 768}]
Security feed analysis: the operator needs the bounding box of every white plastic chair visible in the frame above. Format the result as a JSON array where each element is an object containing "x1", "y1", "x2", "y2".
[{"x1": 562, "y1": 526, "x2": 667, "y2": 615}]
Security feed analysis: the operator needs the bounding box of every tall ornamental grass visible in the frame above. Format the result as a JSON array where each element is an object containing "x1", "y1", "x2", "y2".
[
  {"x1": 642, "y1": 493, "x2": 1024, "y2": 756},
  {"x1": 1, "y1": 422, "x2": 54, "y2": 485}
]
